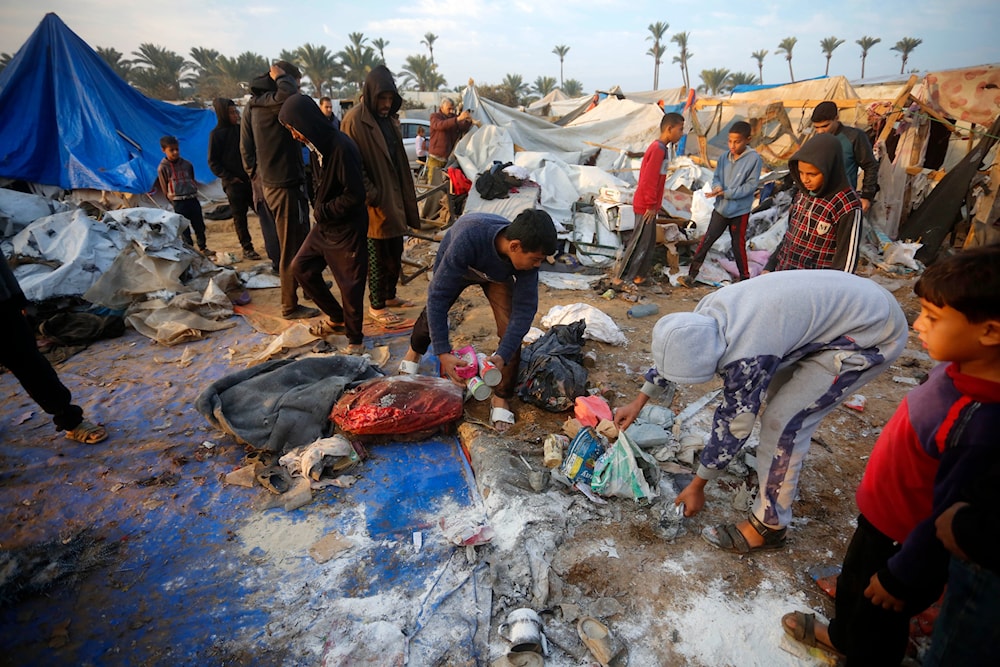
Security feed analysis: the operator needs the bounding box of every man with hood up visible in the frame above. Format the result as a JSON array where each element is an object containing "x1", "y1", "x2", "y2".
[
  {"x1": 614, "y1": 270, "x2": 907, "y2": 554},
  {"x1": 765, "y1": 132, "x2": 864, "y2": 273},
  {"x1": 279, "y1": 94, "x2": 369, "y2": 354},
  {"x1": 208, "y1": 98, "x2": 261, "y2": 260},
  {"x1": 340, "y1": 65, "x2": 421, "y2": 328},
  {"x1": 240, "y1": 62, "x2": 317, "y2": 319}
]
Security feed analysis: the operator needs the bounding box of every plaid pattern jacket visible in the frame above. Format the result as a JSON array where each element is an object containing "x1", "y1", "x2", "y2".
[{"x1": 774, "y1": 188, "x2": 862, "y2": 271}]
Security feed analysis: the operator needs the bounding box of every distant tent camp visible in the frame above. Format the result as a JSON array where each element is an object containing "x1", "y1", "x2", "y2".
[{"x1": 0, "y1": 13, "x2": 216, "y2": 194}]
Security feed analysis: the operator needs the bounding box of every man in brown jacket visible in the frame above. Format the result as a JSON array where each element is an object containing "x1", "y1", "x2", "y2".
[
  {"x1": 341, "y1": 65, "x2": 421, "y2": 327},
  {"x1": 421, "y1": 96, "x2": 474, "y2": 221}
]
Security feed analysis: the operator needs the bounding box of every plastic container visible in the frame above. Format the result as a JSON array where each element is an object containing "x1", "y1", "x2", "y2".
[
  {"x1": 626, "y1": 302, "x2": 660, "y2": 318},
  {"x1": 451, "y1": 345, "x2": 479, "y2": 379}
]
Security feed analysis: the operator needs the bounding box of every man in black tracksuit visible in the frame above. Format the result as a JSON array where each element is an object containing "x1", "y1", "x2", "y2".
[{"x1": 208, "y1": 98, "x2": 260, "y2": 260}]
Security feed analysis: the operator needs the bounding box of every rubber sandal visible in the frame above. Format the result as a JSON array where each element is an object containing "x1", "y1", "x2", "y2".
[
  {"x1": 340, "y1": 343, "x2": 366, "y2": 356},
  {"x1": 384, "y1": 297, "x2": 415, "y2": 308},
  {"x1": 489, "y1": 406, "x2": 516, "y2": 433},
  {"x1": 368, "y1": 309, "x2": 407, "y2": 327},
  {"x1": 309, "y1": 320, "x2": 346, "y2": 337},
  {"x1": 65, "y1": 419, "x2": 108, "y2": 444},
  {"x1": 398, "y1": 359, "x2": 420, "y2": 375},
  {"x1": 702, "y1": 513, "x2": 786, "y2": 553},
  {"x1": 781, "y1": 611, "x2": 843, "y2": 657},
  {"x1": 577, "y1": 616, "x2": 613, "y2": 665}
]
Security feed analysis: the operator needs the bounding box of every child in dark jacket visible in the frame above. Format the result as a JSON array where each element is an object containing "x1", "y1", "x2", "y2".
[
  {"x1": 208, "y1": 98, "x2": 260, "y2": 259},
  {"x1": 766, "y1": 132, "x2": 863, "y2": 273},
  {"x1": 781, "y1": 245, "x2": 1000, "y2": 664},
  {"x1": 157, "y1": 135, "x2": 210, "y2": 255}
]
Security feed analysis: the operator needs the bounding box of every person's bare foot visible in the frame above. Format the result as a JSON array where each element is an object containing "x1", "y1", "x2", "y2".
[{"x1": 490, "y1": 395, "x2": 515, "y2": 433}]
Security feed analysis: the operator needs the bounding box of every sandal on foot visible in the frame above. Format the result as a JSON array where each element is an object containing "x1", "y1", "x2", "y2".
[
  {"x1": 489, "y1": 406, "x2": 516, "y2": 432},
  {"x1": 340, "y1": 343, "x2": 366, "y2": 356},
  {"x1": 65, "y1": 419, "x2": 107, "y2": 444},
  {"x1": 384, "y1": 297, "x2": 415, "y2": 308},
  {"x1": 781, "y1": 611, "x2": 843, "y2": 657},
  {"x1": 309, "y1": 319, "x2": 346, "y2": 337},
  {"x1": 398, "y1": 359, "x2": 420, "y2": 375},
  {"x1": 702, "y1": 512, "x2": 786, "y2": 553},
  {"x1": 368, "y1": 309, "x2": 407, "y2": 328}
]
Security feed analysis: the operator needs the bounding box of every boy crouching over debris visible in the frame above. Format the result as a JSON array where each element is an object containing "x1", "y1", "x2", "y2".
[
  {"x1": 782, "y1": 245, "x2": 1000, "y2": 664},
  {"x1": 614, "y1": 270, "x2": 907, "y2": 553}
]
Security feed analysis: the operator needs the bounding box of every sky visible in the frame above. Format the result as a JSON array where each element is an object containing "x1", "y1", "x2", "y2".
[{"x1": 2, "y1": 1, "x2": 999, "y2": 94}]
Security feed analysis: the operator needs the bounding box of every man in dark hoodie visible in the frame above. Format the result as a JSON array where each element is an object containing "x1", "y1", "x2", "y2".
[
  {"x1": 279, "y1": 94, "x2": 369, "y2": 354},
  {"x1": 765, "y1": 132, "x2": 864, "y2": 273},
  {"x1": 239, "y1": 62, "x2": 317, "y2": 319},
  {"x1": 340, "y1": 65, "x2": 421, "y2": 328},
  {"x1": 208, "y1": 98, "x2": 261, "y2": 260},
  {"x1": 811, "y1": 101, "x2": 879, "y2": 213}
]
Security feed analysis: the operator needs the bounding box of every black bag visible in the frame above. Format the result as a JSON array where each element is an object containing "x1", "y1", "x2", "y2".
[
  {"x1": 475, "y1": 161, "x2": 516, "y2": 200},
  {"x1": 516, "y1": 320, "x2": 589, "y2": 412}
]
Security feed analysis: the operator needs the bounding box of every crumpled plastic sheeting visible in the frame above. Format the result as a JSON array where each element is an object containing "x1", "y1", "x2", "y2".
[
  {"x1": 125, "y1": 291, "x2": 236, "y2": 346},
  {"x1": 246, "y1": 323, "x2": 318, "y2": 363},
  {"x1": 537, "y1": 271, "x2": 603, "y2": 290},
  {"x1": 881, "y1": 241, "x2": 924, "y2": 270},
  {"x1": 279, "y1": 435, "x2": 356, "y2": 480},
  {"x1": 540, "y1": 303, "x2": 627, "y2": 347},
  {"x1": 101, "y1": 207, "x2": 190, "y2": 257},
  {"x1": 10, "y1": 209, "x2": 125, "y2": 301},
  {"x1": 663, "y1": 156, "x2": 713, "y2": 192},
  {"x1": 0, "y1": 188, "x2": 73, "y2": 237},
  {"x1": 84, "y1": 244, "x2": 192, "y2": 309},
  {"x1": 195, "y1": 355, "x2": 380, "y2": 452}
]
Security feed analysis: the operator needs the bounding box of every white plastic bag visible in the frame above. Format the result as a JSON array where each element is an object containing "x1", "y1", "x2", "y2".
[{"x1": 540, "y1": 303, "x2": 627, "y2": 346}]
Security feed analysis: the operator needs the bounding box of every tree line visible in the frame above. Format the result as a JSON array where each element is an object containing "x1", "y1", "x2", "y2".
[{"x1": 0, "y1": 26, "x2": 923, "y2": 105}]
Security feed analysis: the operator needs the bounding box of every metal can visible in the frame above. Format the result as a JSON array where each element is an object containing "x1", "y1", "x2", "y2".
[
  {"x1": 467, "y1": 375, "x2": 491, "y2": 401},
  {"x1": 477, "y1": 353, "x2": 502, "y2": 386}
]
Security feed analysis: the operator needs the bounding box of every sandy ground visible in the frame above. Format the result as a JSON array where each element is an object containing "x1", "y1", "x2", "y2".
[{"x1": 199, "y1": 207, "x2": 935, "y2": 666}]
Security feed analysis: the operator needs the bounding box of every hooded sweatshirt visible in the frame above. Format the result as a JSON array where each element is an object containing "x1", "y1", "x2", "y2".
[
  {"x1": 768, "y1": 133, "x2": 863, "y2": 273},
  {"x1": 340, "y1": 65, "x2": 420, "y2": 238},
  {"x1": 208, "y1": 98, "x2": 249, "y2": 187},
  {"x1": 278, "y1": 94, "x2": 366, "y2": 233},
  {"x1": 643, "y1": 270, "x2": 905, "y2": 479},
  {"x1": 240, "y1": 72, "x2": 302, "y2": 188}
]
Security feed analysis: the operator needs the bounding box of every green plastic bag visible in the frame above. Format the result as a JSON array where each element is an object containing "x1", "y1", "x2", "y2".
[{"x1": 590, "y1": 431, "x2": 661, "y2": 499}]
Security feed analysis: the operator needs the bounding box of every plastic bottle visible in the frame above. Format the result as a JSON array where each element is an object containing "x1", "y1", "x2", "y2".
[{"x1": 626, "y1": 302, "x2": 660, "y2": 318}]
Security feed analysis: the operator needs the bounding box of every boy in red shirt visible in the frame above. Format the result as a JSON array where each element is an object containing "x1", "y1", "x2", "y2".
[
  {"x1": 781, "y1": 245, "x2": 1000, "y2": 664},
  {"x1": 612, "y1": 112, "x2": 684, "y2": 284}
]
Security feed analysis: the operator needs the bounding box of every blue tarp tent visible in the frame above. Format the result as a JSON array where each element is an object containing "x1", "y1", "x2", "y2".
[{"x1": 0, "y1": 13, "x2": 216, "y2": 193}]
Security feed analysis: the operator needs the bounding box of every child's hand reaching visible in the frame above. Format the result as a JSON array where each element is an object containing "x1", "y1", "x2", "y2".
[{"x1": 864, "y1": 573, "x2": 905, "y2": 612}]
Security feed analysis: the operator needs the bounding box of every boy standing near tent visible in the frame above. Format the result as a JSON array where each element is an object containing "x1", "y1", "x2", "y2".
[
  {"x1": 810, "y1": 101, "x2": 879, "y2": 213},
  {"x1": 781, "y1": 245, "x2": 1000, "y2": 664},
  {"x1": 612, "y1": 112, "x2": 684, "y2": 284},
  {"x1": 157, "y1": 135, "x2": 211, "y2": 255},
  {"x1": 678, "y1": 121, "x2": 762, "y2": 286},
  {"x1": 208, "y1": 98, "x2": 261, "y2": 260},
  {"x1": 764, "y1": 133, "x2": 863, "y2": 273}
]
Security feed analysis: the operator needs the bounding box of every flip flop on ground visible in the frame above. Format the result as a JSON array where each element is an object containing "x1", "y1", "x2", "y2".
[
  {"x1": 65, "y1": 419, "x2": 107, "y2": 444},
  {"x1": 781, "y1": 611, "x2": 844, "y2": 658},
  {"x1": 384, "y1": 297, "x2": 415, "y2": 308}
]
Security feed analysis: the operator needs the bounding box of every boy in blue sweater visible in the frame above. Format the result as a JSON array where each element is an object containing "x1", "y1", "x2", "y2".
[
  {"x1": 678, "y1": 121, "x2": 762, "y2": 286},
  {"x1": 399, "y1": 210, "x2": 558, "y2": 432}
]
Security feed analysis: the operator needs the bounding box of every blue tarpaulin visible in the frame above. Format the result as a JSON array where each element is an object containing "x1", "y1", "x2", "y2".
[
  {"x1": 0, "y1": 321, "x2": 489, "y2": 664},
  {"x1": 0, "y1": 13, "x2": 216, "y2": 193}
]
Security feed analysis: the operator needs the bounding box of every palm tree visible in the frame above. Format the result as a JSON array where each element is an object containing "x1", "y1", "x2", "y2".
[
  {"x1": 646, "y1": 21, "x2": 669, "y2": 89},
  {"x1": 751, "y1": 49, "x2": 768, "y2": 84},
  {"x1": 96, "y1": 47, "x2": 132, "y2": 80},
  {"x1": 891, "y1": 37, "x2": 923, "y2": 75},
  {"x1": 208, "y1": 52, "x2": 268, "y2": 98},
  {"x1": 399, "y1": 54, "x2": 446, "y2": 91},
  {"x1": 130, "y1": 43, "x2": 191, "y2": 99},
  {"x1": 820, "y1": 36, "x2": 845, "y2": 76},
  {"x1": 728, "y1": 72, "x2": 759, "y2": 87},
  {"x1": 501, "y1": 73, "x2": 529, "y2": 104},
  {"x1": 278, "y1": 49, "x2": 299, "y2": 66},
  {"x1": 371, "y1": 38, "x2": 389, "y2": 65},
  {"x1": 421, "y1": 33, "x2": 438, "y2": 64},
  {"x1": 563, "y1": 78, "x2": 584, "y2": 97},
  {"x1": 188, "y1": 47, "x2": 220, "y2": 75},
  {"x1": 697, "y1": 68, "x2": 732, "y2": 96},
  {"x1": 337, "y1": 33, "x2": 377, "y2": 92},
  {"x1": 776, "y1": 37, "x2": 797, "y2": 82},
  {"x1": 552, "y1": 45, "x2": 570, "y2": 87},
  {"x1": 856, "y1": 36, "x2": 881, "y2": 79},
  {"x1": 671, "y1": 31, "x2": 693, "y2": 91},
  {"x1": 297, "y1": 43, "x2": 340, "y2": 96},
  {"x1": 532, "y1": 75, "x2": 557, "y2": 97}
]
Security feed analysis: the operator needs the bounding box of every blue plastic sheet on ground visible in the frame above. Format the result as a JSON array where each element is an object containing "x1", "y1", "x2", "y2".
[{"x1": 0, "y1": 320, "x2": 488, "y2": 665}]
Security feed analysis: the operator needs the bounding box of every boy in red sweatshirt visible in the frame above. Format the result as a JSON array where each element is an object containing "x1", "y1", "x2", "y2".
[{"x1": 781, "y1": 245, "x2": 1000, "y2": 664}]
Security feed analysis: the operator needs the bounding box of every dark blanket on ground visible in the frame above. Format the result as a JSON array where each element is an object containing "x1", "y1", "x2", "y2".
[{"x1": 195, "y1": 355, "x2": 381, "y2": 452}]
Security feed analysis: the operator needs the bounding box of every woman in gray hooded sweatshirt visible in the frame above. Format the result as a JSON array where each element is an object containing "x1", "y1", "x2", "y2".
[{"x1": 614, "y1": 270, "x2": 907, "y2": 553}]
